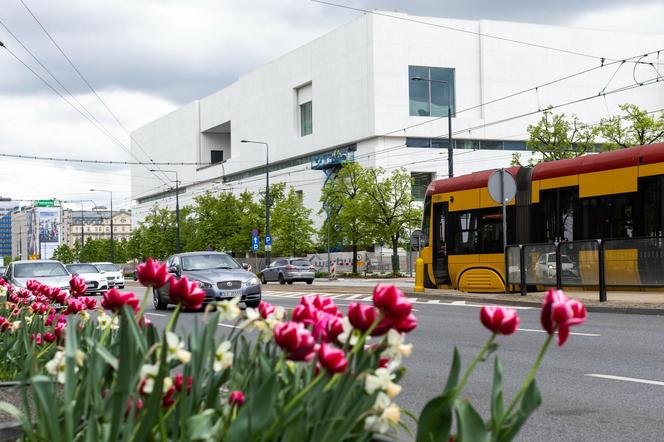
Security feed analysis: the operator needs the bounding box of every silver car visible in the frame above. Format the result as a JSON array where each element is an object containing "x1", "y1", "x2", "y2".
[
  {"x1": 4, "y1": 260, "x2": 71, "y2": 294},
  {"x1": 152, "y1": 252, "x2": 262, "y2": 310},
  {"x1": 260, "y1": 258, "x2": 315, "y2": 285}
]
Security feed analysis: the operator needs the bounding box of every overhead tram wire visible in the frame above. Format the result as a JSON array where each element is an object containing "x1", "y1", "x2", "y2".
[
  {"x1": 0, "y1": 40, "x2": 171, "y2": 187},
  {"x1": 17, "y1": 0, "x2": 172, "y2": 184},
  {"x1": 312, "y1": 0, "x2": 663, "y2": 66}
]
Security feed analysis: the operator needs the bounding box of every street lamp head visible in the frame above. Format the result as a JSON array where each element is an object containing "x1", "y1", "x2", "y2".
[
  {"x1": 240, "y1": 139, "x2": 248, "y2": 143},
  {"x1": 411, "y1": 76, "x2": 425, "y2": 81}
]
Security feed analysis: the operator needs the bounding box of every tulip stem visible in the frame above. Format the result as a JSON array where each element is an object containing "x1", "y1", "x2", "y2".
[
  {"x1": 134, "y1": 285, "x2": 152, "y2": 323},
  {"x1": 456, "y1": 334, "x2": 496, "y2": 394},
  {"x1": 503, "y1": 332, "x2": 553, "y2": 419},
  {"x1": 165, "y1": 303, "x2": 181, "y2": 333},
  {"x1": 282, "y1": 372, "x2": 324, "y2": 415}
]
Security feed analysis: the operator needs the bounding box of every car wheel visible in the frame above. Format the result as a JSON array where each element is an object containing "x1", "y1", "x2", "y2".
[
  {"x1": 119, "y1": 285, "x2": 125, "y2": 289},
  {"x1": 245, "y1": 299, "x2": 261, "y2": 309},
  {"x1": 278, "y1": 273, "x2": 285, "y2": 285},
  {"x1": 153, "y1": 288, "x2": 168, "y2": 310},
  {"x1": 261, "y1": 274, "x2": 267, "y2": 284},
  {"x1": 306, "y1": 279, "x2": 313, "y2": 285},
  {"x1": 287, "y1": 281, "x2": 293, "y2": 285}
]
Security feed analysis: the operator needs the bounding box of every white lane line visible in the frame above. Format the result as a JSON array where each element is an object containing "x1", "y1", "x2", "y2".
[
  {"x1": 145, "y1": 312, "x2": 167, "y2": 317},
  {"x1": 585, "y1": 374, "x2": 664, "y2": 386},
  {"x1": 345, "y1": 294, "x2": 365, "y2": 300},
  {"x1": 517, "y1": 328, "x2": 600, "y2": 337},
  {"x1": 218, "y1": 323, "x2": 240, "y2": 329}
]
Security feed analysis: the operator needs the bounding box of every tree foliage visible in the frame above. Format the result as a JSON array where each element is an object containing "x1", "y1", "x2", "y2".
[
  {"x1": 598, "y1": 104, "x2": 664, "y2": 149},
  {"x1": 271, "y1": 187, "x2": 316, "y2": 257}
]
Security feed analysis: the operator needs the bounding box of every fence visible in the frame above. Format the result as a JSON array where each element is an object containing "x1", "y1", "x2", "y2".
[{"x1": 506, "y1": 236, "x2": 664, "y2": 302}]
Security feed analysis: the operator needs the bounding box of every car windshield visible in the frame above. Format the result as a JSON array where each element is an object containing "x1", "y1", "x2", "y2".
[
  {"x1": 67, "y1": 264, "x2": 99, "y2": 274},
  {"x1": 181, "y1": 254, "x2": 240, "y2": 271},
  {"x1": 15, "y1": 262, "x2": 68, "y2": 278},
  {"x1": 96, "y1": 264, "x2": 119, "y2": 272},
  {"x1": 290, "y1": 259, "x2": 310, "y2": 266}
]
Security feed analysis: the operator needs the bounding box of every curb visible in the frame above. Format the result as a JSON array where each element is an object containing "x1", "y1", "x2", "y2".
[{"x1": 402, "y1": 290, "x2": 664, "y2": 316}]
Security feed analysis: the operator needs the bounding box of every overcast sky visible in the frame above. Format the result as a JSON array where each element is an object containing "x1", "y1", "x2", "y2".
[{"x1": 0, "y1": 0, "x2": 662, "y2": 209}]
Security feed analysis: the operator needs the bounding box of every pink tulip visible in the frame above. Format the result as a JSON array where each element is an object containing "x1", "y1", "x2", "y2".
[
  {"x1": 137, "y1": 258, "x2": 170, "y2": 288},
  {"x1": 102, "y1": 288, "x2": 139, "y2": 312},
  {"x1": 317, "y1": 343, "x2": 348, "y2": 373},
  {"x1": 326, "y1": 316, "x2": 344, "y2": 342},
  {"x1": 258, "y1": 301, "x2": 276, "y2": 319},
  {"x1": 292, "y1": 302, "x2": 319, "y2": 326},
  {"x1": 348, "y1": 303, "x2": 378, "y2": 331},
  {"x1": 43, "y1": 332, "x2": 56, "y2": 343},
  {"x1": 371, "y1": 316, "x2": 395, "y2": 336},
  {"x1": 393, "y1": 314, "x2": 417, "y2": 333},
  {"x1": 372, "y1": 284, "x2": 412, "y2": 320},
  {"x1": 174, "y1": 374, "x2": 193, "y2": 392},
  {"x1": 69, "y1": 275, "x2": 88, "y2": 298},
  {"x1": 274, "y1": 321, "x2": 316, "y2": 361},
  {"x1": 168, "y1": 276, "x2": 205, "y2": 310},
  {"x1": 541, "y1": 289, "x2": 587, "y2": 346},
  {"x1": 63, "y1": 298, "x2": 86, "y2": 315},
  {"x1": 82, "y1": 297, "x2": 97, "y2": 310},
  {"x1": 480, "y1": 306, "x2": 520, "y2": 335},
  {"x1": 311, "y1": 296, "x2": 339, "y2": 316},
  {"x1": 229, "y1": 391, "x2": 245, "y2": 406}
]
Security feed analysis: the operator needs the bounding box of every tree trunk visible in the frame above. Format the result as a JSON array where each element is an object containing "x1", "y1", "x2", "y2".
[
  {"x1": 352, "y1": 243, "x2": 358, "y2": 274},
  {"x1": 391, "y1": 236, "x2": 400, "y2": 275}
]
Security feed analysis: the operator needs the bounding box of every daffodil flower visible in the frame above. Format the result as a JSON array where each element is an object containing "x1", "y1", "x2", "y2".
[
  {"x1": 216, "y1": 297, "x2": 241, "y2": 321},
  {"x1": 214, "y1": 341, "x2": 234, "y2": 372},
  {"x1": 382, "y1": 329, "x2": 413, "y2": 360},
  {"x1": 165, "y1": 331, "x2": 192, "y2": 364}
]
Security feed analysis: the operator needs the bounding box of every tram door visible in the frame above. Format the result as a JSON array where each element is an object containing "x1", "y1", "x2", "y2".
[{"x1": 432, "y1": 202, "x2": 450, "y2": 284}]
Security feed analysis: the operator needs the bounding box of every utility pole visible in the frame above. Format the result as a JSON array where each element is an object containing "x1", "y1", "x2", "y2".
[{"x1": 241, "y1": 140, "x2": 270, "y2": 267}]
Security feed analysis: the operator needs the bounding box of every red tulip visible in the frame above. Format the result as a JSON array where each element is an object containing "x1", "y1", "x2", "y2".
[
  {"x1": 258, "y1": 301, "x2": 276, "y2": 319},
  {"x1": 326, "y1": 316, "x2": 344, "y2": 342},
  {"x1": 371, "y1": 316, "x2": 395, "y2": 336},
  {"x1": 137, "y1": 258, "x2": 170, "y2": 288},
  {"x1": 162, "y1": 387, "x2": 176, "y2": 408},
  {"x1": 102, "y1": 288, "x2": 139, "y2": 312},
  {"x1": 63, "y1": 298, "x2": 86, "y2": 315},
  {"x1": 373, "y1": 284, "x2": 412, "y2": 320},
  {"x1": 54, "y1": 321, "x2": 66, "y2": 338},
  {"x1": 393, "y1": 314, "x2": 417, "y2": 333},
  {"x1": 292, "y1": 302, "x2": 319, "y2": 326},
  {"x1": 174, "y1": 374, "x2": 193, "y2": 393},
  {"x1": 274, "y1": 321, "x2": 316, "y2": 361},
  {"x1": 311, "y1": 296, "x2": 339, "y2": 316},
  {"x1": 541, "y1": 289, "x2": 588, "y2": 346},
  {"x1": 69, "y1": 275, "x2": 87, "y2": 298},
  {"x1": 229, "y1": 391, "x2": 245, "y2": 406},
  {"x1": 32, "y1": 333, "x2": 43, "y2": 345},
  {"x1": 348, "y1": 303, "x2": 378, "y2": 331},
  {"x1": 168, "y1": 276, "x2": 205, "y2": 310},
  {"x1": 317, "y1": 343, "x2": 348, "y2": 373},
  {"x1": 480, "y1": 306, "x2": 520, "y2": 335},
  {"x1": 82, "y1": 297, "x2": 97, "y2": 310},
  {"x1": 43, "y1": 332, "x2": 56, "y2": 343},
  {"x1": 26, "y1": 279, "x2": 41, "y2": 294}
]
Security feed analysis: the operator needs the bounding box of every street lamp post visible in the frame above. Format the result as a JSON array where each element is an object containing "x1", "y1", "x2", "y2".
[
  {"x1": 411, "y1": 76, "x2": 454, "y2": 178},
  {"x1": 240, "y1": 140, "x2": 270, "y2": 267},
  {"x1": 150, "y1": 169, "x2": 180, "y2": 253},
  {"x1": 89, "y1": 189, "x2": 114, "y2": 262}
]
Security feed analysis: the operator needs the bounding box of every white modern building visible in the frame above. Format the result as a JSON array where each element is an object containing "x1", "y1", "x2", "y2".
[{"x1": 130, "y1": 12, "x2": 664, "y2": 227}]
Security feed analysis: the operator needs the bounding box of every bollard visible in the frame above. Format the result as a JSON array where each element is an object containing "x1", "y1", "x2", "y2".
[
  {"x1": 329, "y1": 261, "x2": 337, "y2": 280},
  {"x1": 414, "y1": 257, "x2": 425, "y2": 292}
]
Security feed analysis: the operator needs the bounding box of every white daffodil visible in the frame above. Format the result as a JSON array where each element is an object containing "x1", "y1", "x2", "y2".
[
  {"x1": 165, "y1": 331, "x2": 192, "y2": 364},
  {"x1": 140, "y1": 364, "x2": 159, "y2": 394},
  {"x1": 365, "y1": 403, "x2": 401, "y2": 434},
  {"x1": 214, "y1": 341, "x2": 234, "y2": 372},
  {"x1": 97, "y1": 312, "x2": 112, "y2": 330},
  {"x1": 238, "y1": 307, "x2": 261, "y2": 329},
  {"x1": 373, "y1": 392, "x2": 391, "y2": 410},
  {"x1": 45, "y1": 351, "x2": 74, "y2": 384},
  {"x1": 75, "y1": 350, "x2": 86, "y2": 367},
  {"x1": 10, "y1": 321, "x2": 21, "y2": 332},
  {"x1": 382, "y1": 329, "x2": 413, "y2": 360},
  {"x1": 78, "y1": 310, "x2": 90, "y2": 323},
  {"x1": 0, "y1": 286, "x2": 7, "y2": 297},
  {"x1": 365, "y1": 367, "x2": 401, "y2": 398},
  {"x1": 338, "y1": 317, "x2": 361, "y2": 346},
  {"x1": 216, "y1": 297, "x2": 241, "y2": 321},
  {"x1": 24, "y1": 315, "x2": 33, "y2": 325},
  {"x1": 272, "y1": 306, "x2": 285, "y2": 322}
]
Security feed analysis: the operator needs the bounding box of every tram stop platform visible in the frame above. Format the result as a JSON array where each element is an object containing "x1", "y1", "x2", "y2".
[{"x1": 402, "y1": 288, "x2": 664, "y2": 315}]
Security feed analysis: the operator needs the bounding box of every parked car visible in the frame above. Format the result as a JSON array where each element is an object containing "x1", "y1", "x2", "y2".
[
  {"x1": 152, "y1": 252, "x2": 261, "y2": 310},
  {"x1": 92, "y1": 262, "x2": 125, "y2": 289},
  {"x1": 260, "y1": 258, "x2": 315, "y2": 285},
  {"x1": 0, "y1": 266, "x2": 6, "y2": 277},
  {"x1": 534, "y1": 253, "x2": 579, "y2": 280},
  {"x1": 65, "y1": 263, "x2": 109, "y2": 295},
  {"x1": 4, "y1": 260, "x2": 71, "y2": 296}
]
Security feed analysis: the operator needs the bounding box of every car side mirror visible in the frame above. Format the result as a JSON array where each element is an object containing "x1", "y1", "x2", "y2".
[
  {"x1": 72, "y1": 273, "x2": 79, "y2": 277},
  {"x1": 242, "y1": 263, "x2": 250, "y2": 270},
  {"x1": 168, "y1": 265, "x2": 179, "y2": 275}
]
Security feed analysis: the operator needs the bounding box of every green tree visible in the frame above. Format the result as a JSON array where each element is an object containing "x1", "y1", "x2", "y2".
[
  {"x1": 51, "y1": 244, "x2": 76, "y2": 264},
  {"x1": 184, "y1": 192, "x2": 243, "y2": 253},
  {"x1": 271, "y1": 186, "x2": 316, "y2": 257},
  {"x1": 320, "y1": 162, "x2": 372, "y2": 273},
  {"x1": 512, "y1": 108, "x2": 596, "y2": 166},
  {"x1": 361, "y1": 168, "x2": 422, "y2": 275},
  {"x1": 597, "y1": 104, "x2": 664, "y2": 149},
  {"x1": 127, "y1": 206, "x2": 177, "y2": 260}
]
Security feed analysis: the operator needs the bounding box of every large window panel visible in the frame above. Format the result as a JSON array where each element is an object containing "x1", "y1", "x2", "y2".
[
  {"x1": 408, "y1": 66, "x2": 430, "y2": 116},
  {"x1": 430, "y1": 67, "x2": 455, "y2": 116},
  {"x1": 300, "y1": 101, "x2": 312, "y2": 136},
  {"x1": 409, "y1": 65, "x2": 455, "y2": 117}
]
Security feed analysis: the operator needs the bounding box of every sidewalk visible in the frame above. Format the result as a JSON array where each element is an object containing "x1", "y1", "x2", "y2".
[{"x1": 403, "y1": 288, "x2": 664, "y2": 315}]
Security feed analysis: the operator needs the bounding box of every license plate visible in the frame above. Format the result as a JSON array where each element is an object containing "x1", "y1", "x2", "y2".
[{"x1": 219, "y1": 290, "x2": 241, "y2": 298}]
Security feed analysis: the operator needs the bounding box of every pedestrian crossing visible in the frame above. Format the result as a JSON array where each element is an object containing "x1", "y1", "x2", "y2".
[{"x1": 261, "y1": 290, "x2": 534, "y2": 309}]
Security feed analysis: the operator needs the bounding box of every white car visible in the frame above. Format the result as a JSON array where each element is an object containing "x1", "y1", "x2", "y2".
[
  {"x1": 534, "y1": 253, "x2": 579, "y2": 280},
  {"x1": 66, "y1": 263, "x2": 109, "y2": 295},
  {"x1": 92, "y1": 262, "x2": 125, "y2": 289}
]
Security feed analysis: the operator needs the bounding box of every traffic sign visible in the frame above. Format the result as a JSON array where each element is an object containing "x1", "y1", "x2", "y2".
[
  {"x1": 488, "y1": 169, "x2": 517, "y2": 204},
  {"x1": 265, "y1": 245, "x2": 272, "y2": 252},
  {"x1": 251, "y1": 236, "x2": 260, "y2": 251},
  {"x1": 265, "y1": 235, "x2": 272, "y2": 246},
  {"x1": 251, "y1": 229, "x2": 259, "y2": 237}
]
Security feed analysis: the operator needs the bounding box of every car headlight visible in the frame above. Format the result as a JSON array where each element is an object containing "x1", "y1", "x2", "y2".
[
  {"x1": 243, "y1": 277, "x2": 260, "y2": 287},
  {"x1": 197, "y1": 281, "x2": 213, "y2": 289}
]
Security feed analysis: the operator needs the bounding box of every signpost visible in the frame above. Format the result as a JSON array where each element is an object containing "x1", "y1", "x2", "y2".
[
  {"x1": 265, "y1": 235, "x2": 272, "y2": 253},
  {"x1": 488, "y1": 169, "x2": 517, "y2": 295}
]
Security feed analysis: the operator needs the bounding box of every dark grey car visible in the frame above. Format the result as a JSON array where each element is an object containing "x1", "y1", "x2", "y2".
[
  {"x1": 260, "y1": 258, "x2": 315, "y2": 285},
  {"x1": 152, "y1": 252, "x2": 261, "y2": 310}
]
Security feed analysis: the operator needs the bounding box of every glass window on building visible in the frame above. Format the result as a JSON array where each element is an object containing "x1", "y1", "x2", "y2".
[
  {"x1": 408, "y1": 66, "x2": 455, "y2": 117},
  {"x1": 411, "y1": 172, "x2": 434, "y2": 201},
  {"x1": 297, "y1": 83, "x2": 313, "y2": 136}
]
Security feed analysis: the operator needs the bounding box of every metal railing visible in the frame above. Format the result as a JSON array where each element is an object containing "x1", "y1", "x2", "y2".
[{"x1": 506, "y1": 236, "x2": 664, "y2": 302}]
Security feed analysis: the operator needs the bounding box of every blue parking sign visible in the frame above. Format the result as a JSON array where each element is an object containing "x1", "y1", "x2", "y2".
[
  {"x1": 265, "y1": 235, "x2": 272, "y2": 246},
  {"x1": 251, "y1": 236, "x2": 260, "y2": 251}
]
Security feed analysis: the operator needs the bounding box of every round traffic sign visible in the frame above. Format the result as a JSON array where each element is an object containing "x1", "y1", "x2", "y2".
[
  {"x1": 251, "y1": 229, "x2": 259, "y2": 237},
  {"x1": 488, "y1": 169, "x2": 517, "y2": 204}
]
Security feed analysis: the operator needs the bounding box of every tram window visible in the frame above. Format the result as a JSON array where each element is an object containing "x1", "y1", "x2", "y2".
[
  {"x1": 422, "y1": 196, "x2": 432, "y2": 247},
  {"x1": 640, "y1": 177, "x2": 662, "y2": 237},
  {"x1": 448, "y1": 208, "x2": 505, "y2": 254}
]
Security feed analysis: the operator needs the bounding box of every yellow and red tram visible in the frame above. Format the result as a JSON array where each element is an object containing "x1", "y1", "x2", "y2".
[{"x1": 419, "y1": 142, "x2": 664, "y2": 292}]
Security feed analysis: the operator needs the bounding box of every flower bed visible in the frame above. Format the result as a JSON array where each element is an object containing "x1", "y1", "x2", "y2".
[{"x1": 0, "y1": 258, "x2": 587, "y2": 441}]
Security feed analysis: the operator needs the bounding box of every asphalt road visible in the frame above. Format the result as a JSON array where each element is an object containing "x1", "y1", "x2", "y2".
[{"x1": 126, "y1": 282, "x2": 664, "y2": 441}]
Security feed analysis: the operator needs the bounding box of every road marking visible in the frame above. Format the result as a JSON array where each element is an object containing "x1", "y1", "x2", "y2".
[
  {"x1": 585, "y1": 374, "x2": 664, "y2": 386},
  {"x1": 345, "y1": 294, "x2": 365, "y2": 299},
  {"x1": 517, "y1": 328, "x2": 600, "y2": 337},
  {"x1": 145, "y1": 312, "x2": 167, "y2": 317},
  {"x1": 218, "y1": 323, "x2": 240, "y2": 329}
]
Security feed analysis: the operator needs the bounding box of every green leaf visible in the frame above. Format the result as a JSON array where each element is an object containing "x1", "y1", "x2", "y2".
[
  {"x1": 497, "y1": 380, "x2": 542, "y2": 442},
  {"x1": 416, "y1": 347, "x2": 462, "y2": 442},
  {"x1": 490, "y1": 357, "x2": 504, "y2": 433},
  {"x1": 227, "y1": 375, "x2": 279, "y2": 442},
  {"x1": 187, "y1": 409, "x2": 221, "y2": 440},
  {"x1": 89, "y1": 338, "x2": 118, "y2": 370},
  {"x1": 455, "y1": 400, "x2": 489, "y2": 442}
]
